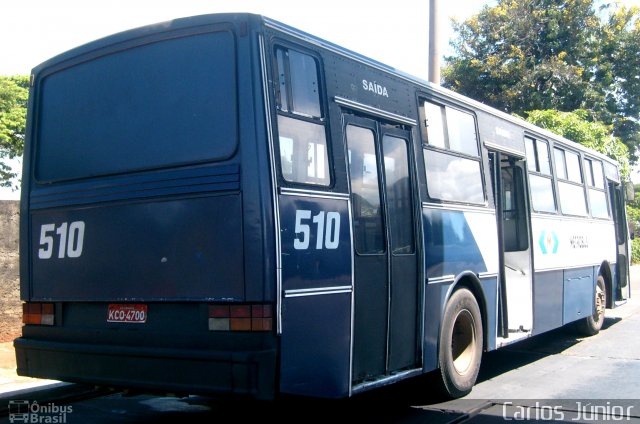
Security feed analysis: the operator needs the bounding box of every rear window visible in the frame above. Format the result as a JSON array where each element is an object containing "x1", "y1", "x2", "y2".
[{"x1": 36, "y1": 30, "x2": 237, "y2": 182}]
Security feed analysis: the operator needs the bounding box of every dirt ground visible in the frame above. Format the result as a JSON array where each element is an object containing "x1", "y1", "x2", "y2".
[{"x1": 0, "y1": 201, "x2": 21, "y2": 343}]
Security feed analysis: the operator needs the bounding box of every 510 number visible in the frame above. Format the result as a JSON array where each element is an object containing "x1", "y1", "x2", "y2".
[
  {"x1": 293, "y1": 210, "x2": 340, "y2": 250},
  {"x1": 38, "y1": 221, "x2": 86, "y2": 259}
]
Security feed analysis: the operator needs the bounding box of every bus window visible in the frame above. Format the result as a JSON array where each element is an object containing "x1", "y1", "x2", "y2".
[
  {"x1": 347, "y1": 125, "x2": 385, "y2": 254},
  {"x1": 529, "y1": 175, "x2": 556, "y2": 212},
  {"x1": 502, "y1": 165, "x2": 528, "y2": 251},
  {"x1": 446, "y1": 107, "x2": 478, "y2": 156},
  {"x1": 420, "y1": 102, "x2": 446, "y2": 149},
  {"x1": 275, "y1": 46, "x2": 329, "y2": 186},
  {"x1": 383, "y1": 135, "x2": 415, "y2": 254},
  {"x1": 423, "y1": 149, "x2": 484, "y2": 203},
  {"x1": 554, "y1": 148, "x2": 568, "y2": 180},
  {"x1": 585, "y1": 158, "x2": 609, "y2": 218},
  {"x1": 420, "y1": 101, "x2": 478, "y2": 156},
  {"x1": 278, "y1": 116, "x2": 329, "y2": 185},
  {"x1": 565, "y1": 150, "x2": 582, "y2": 183},
  {"x1": 420, "y1": 100, "x2": 483, "y2": 204},
  {"x1": 37, "y1": 31, "x2": 238, "y2": 182},
  {"x1": 555, "y1": 147, "x2": 587, "y2": 216},
  {"x1": 524, "y1": 136, "x2": 556, "y2": 213}
]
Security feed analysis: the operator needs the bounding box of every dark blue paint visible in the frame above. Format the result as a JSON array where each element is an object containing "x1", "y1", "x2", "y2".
[
  {"x1": 480, "y1": 277, "x2": 498, "y2": 351},
  {"x1": 37, "y1": 30, "x2": 237, "y2": 182},
  {"x1": 30, "y1": 165, "x2": 240, "y2": 209},
  {"x1": 30, "y1": 194, "x2": 244, "y2": 301},
  {"x1": 280, "y1": 292, "x2": 351, "y2": 397},
  {"x1": 279, "y1": 196, "x2": 351, "y2": 291},
  {"x1": 563, "y1": 267, "x2": 595, "y2": 324},
  {"x1": 532, "y1": 270, "x2": 564, "y2": 335},
  {"x1": 423, "y1": 209, "x2": 488, "y2": 278},
  {"x1": 278, "y1": 195, "x2": 351, "y2": 398}
]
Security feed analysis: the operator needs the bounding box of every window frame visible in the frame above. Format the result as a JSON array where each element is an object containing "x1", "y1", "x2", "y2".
[
  {"x1": 419, "y1": 98, "x2": 485, "y2": 205},
  {"x1": 553, "y1": 146, "x2": 588, "y2": 217},
  {"x1": 583, "y1": 157, "x2": 610, "y2": 219},
  {"x1": 524, "y1": 135, "x2": 557, "y2": 214},
  {"x1": 272, "y1": 43, "x2": 333, "y2": 188}
]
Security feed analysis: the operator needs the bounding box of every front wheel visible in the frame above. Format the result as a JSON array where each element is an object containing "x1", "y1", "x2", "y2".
[
  {"x1": 438, "y1": 288, "x2": 483, "y2": 398},
  {"x1": 575, "y1": 275, "x2": 606, "y2": 336}
]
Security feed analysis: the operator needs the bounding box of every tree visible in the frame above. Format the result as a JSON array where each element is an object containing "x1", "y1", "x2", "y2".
[
  {"x1": 443, "y1": 0, "x2": 640, "y2": 162},
  {"x1": 0, "y1": 75, "x2": 29, "y2": 188},
  {"x1": 525, "y1": 109, "x2": 629, "y2": 178},
  {"x1": 600, "y1": 5, "x2": 640, "y2": 160},
  {"x1": 626, "y1": 184, "x2": 640, "y2": 263}
]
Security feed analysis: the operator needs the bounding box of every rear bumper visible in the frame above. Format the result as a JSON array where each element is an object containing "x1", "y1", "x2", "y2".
[{"x1": 14, "y1": 337, "x2": 277, "y2": 399}]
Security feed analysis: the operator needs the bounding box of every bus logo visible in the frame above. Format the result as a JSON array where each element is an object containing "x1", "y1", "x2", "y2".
[{"x1": 539, "y1": 230, "x2": 559, "y2": 254}]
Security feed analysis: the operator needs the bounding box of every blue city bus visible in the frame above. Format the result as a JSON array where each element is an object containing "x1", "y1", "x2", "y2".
[{"x1": 15, "y1": 13, "x2": 631, "y2": 399}]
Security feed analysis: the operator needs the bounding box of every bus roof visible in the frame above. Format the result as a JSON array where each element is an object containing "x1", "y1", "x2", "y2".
[
  {"x1": 32, "y1": 12, "x2": 621, "y2": 172},
  {"x1": 263, "y1": 16, "x2": 621, "y2": 170}
]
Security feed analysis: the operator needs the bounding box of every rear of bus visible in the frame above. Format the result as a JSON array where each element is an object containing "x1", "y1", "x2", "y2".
[{"x1": 15, "y1": 14, "x2": 279, "y2": 398}]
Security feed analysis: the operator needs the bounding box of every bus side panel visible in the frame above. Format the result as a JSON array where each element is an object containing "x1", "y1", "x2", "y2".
[
  {"x1": 30, "y1": 194, "x2": 244, "y2": 301},
  {"x1": 422, "y1": 208, "x2": 496, "y2": 278},
  {"x1": 530, "y1": 215, "x2": 615, "y2": 327},
  {"x1": 563, "y1": 267, "x2": 595, "y2": 324},
  {"x1": 532, "y1": 270, "x2": 564, "y2": 335},
  {"x1": 278, "y1": 194, "x2": 352, "y2": 397},
  {"x1": 421, "y1": 207, "x2": 499, "y2": 371},
  {"x1": 531, "y1": 216, "x2": 616, "y2": 272}
]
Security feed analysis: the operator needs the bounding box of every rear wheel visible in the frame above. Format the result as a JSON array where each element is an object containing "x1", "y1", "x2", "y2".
[
  {"x1": 438, "y1": 288, "x2": 483, "y2": 398},
  {"x1": 575, "y1": 275, "x2": 606, "y2": 336}
]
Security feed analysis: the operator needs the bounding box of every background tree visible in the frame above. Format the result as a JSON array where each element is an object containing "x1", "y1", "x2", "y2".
[
  {"x1": 0, "y1": 75, "x2": 29, "y2": 188},
  {"x1": 443, "y1": 0, "x2": 640, "y2": 163}
]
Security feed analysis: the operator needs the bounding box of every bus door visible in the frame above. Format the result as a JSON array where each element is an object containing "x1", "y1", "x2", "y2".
[
  {"x1": 344, "y1": 115, "x2": 420, "y2": 385},
  {"x1": 609, "y1": 181, "x2": 631, "y2": 301},
  {"x1": 490, "y1": 151, "x2": 533, "y2": 336}
]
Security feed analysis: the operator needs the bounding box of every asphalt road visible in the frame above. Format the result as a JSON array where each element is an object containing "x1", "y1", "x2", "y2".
[{"x1": 2, "y1": 268, "x2": 639, "y2": 423}]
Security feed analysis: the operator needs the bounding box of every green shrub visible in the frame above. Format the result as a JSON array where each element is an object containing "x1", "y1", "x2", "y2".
[{"x1": 632, "y1": 237, "x2": 640, "y2": 265}]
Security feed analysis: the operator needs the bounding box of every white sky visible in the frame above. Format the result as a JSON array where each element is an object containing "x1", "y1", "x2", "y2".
[{"x1": 1, "y1": 0, "x2": 639, "y2": 198}]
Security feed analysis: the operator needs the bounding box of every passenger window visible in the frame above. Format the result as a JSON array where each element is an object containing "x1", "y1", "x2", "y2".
[
  {"x1": 278, "y1": 116, "x2": 329, "y2": 185},
  {"x1": 554, "y1": 148, "x2": 567, "y2": 180},
  {"x1": 554, "y1": 147, "x2": 587, "y2": 216},
  {"x1": 420, "y1": 99, "x2": 484, "y2": 204},
  {"x1": 423, "y1": 150, "x2": 484, "y2": 204},
  {"x1": 420, "y1": 101, "x2": 478, "y2": 156},
  {"x1": 446, "y1": 107, "x2": 478, "y2": 156},
  {"x1": 275, "y1": 46, "x2": 329, "y2": 186},
  {"x1": 584, "y1": 158, "x2": 609, "y2": 218},
  {"x1": 529, "y1": 174, "x2": 556, "y2": 213},
  {"x1": 524, "y1": 136, "x2": 556, "y2": 213},
  {"x1": 565, "y1": 151, "x2": 582, "y2": 183}
]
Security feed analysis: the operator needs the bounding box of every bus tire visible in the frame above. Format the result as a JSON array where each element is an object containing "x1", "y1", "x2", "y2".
[
  {"x1": 575, "y1": 275, "x2": 606, "y2": 336},
  {"x1": 438, "y1": 288, "x2": 483, "y2": 398}
]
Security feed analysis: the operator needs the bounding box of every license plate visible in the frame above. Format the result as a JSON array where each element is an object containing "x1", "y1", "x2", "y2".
[{"x1": 107, "y1": 304, "x2": 147, "y2": 323}]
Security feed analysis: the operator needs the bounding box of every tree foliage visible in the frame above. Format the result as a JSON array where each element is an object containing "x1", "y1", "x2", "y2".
[
  {"x1": 443, "y1": 0, "x2": 640, "y2": 163},
  {"x1": 627, "y1": 184, "x2": 640, "y2": 263},
  {"x1": 0, "y1": 75, "x2": 29, "y2": 188},
  {"x1": 525, "y1": 109, "x2": 629, "y2": 178}
]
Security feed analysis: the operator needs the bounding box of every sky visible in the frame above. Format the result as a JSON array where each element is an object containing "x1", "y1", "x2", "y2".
[{"x1": 0, "y1": 0, "x2": 639, "y2": 199}]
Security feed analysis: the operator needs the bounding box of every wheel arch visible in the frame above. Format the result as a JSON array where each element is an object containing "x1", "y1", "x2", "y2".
[
  {"x1": 598, "y1": 261, "x2": 613, "y2": 309},
  {"x1": 442, "y1": 271, "x2": 489, "y2": 353}
]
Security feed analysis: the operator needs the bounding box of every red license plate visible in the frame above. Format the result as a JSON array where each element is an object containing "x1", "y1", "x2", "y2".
[{"x1": 107, "y1": 304, "x2": 147, "y2": 323}]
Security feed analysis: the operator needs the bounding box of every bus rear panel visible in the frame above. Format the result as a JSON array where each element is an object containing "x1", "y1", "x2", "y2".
[{"x1": 17, "y1": 14, "x2": 278, "y2": 399}]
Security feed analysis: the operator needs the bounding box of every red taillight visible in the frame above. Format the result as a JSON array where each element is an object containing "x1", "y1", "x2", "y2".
[
  {"x1": 208, "y1": 304, "x2": 272, "y2": 332},
  {"x1": 22, "y1": 303, "x2": 55, "y2": 325}
]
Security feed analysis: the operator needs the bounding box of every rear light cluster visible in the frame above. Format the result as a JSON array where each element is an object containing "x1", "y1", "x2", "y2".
[
  {"x1": 208, "y1": 304, "x2": 272, "y2": 332},
  {"x1": 23, "y1": 303, "x2": 55, "y2": 325}
]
